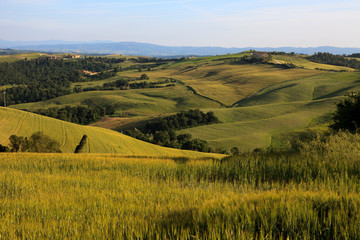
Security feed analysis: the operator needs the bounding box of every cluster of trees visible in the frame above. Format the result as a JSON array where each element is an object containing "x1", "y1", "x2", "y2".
[
  {"x1": 347, "y1": 53, "x2": 360, "y2": 58},
  {"x1": 0, "y1": 57, "x2": 123, "y2": 106},
  {"x1": 102, "y1": 77, "x2": 176, "y2": 90},
  {"x1": 268, "y1": 51, "x2": 297, "y2": 56},
  {"x1": 143, "y1": 109, "x2": 219, "y2": 133},
  {"x1": 1, "y1": 82, "x2": 71, "y2": 105},
  {"x1": 330, "y1": 92, "x2": 360, "y2": 132},
  {"x1": 81, "y1": 56, "x2": 126, "y2": 64},
  {"x1": 0, "y1": 57, "x2": 112, "y2": 86},
  {"x1": 124, "y1": 109, "x2": 220, "y2": 152},
  {"x1": 34, "y1": 105, "x2": 116, "y2": 125},
  {"x1": 126, "y1": 128, "x2": 211, "y2": 152},
  {"x1": 308, "y1": 52, "x2": 360, "y2": 70},
  {"x1": 0, "y1": 132, "x2": 61, "y2": 153},
  {"x1": 85, "y1": 71, "x2": 116, "y2": 81},
  {"x1": 231, "y1": 54, "x2": 271, "y2": 64}
]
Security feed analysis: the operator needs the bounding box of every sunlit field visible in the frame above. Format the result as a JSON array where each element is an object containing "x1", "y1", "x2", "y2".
[{"x1": 1, "y1": 132, "x2": 360, "y2": 239}]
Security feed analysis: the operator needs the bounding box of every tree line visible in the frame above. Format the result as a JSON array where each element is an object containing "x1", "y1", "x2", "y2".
[
  {"x1": 34, "y1": 105, "x2": 116, "y2": 125},
  {"x1": 347, "y1": 53, "x2": 360, "y2": 58},
  {"x1": 0, "y1": 132, "x2": 89, "y2": 153},
  {"x1": 80, "y1": 77, "x2": 176, "y2": 92},
  {"x1": 0, "y1": 132, "x2": 61, "y2": 153},
  {"x1": 124, "y1": 109, "x2": 222, "y2": 153},
  {"x1": 0, "y1": 57, "x2": 121, "y2": 106},
  {"x1": 308, "y1": 52, "x2": 360, "y2": 70}
]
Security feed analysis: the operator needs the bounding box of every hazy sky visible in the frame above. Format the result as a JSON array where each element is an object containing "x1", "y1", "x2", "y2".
[{"x1": 1, "y1": 0, "x2": 360, "y2": 47}]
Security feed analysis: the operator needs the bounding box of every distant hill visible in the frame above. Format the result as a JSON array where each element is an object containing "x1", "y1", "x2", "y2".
[{"x1": 1, "y1": 39, "x2": 360, "y2": 56}]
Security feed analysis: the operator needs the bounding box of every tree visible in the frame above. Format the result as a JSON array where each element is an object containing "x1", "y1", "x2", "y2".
[
  {"x1": 9, "y1": 132, "x2": 61, "y2": 153},
  {"x1": 74, "y1": 135, "x2": 88, "y2": 153},
  {"x1": 140, "y1": 74, "x2": 149, "y2": 80},
  {"x1": 27, "y1": 132, "x2": 61, "y2": 153},
  {"x1": 230, "y1": 147, "x2": 240, "y2": 155},
  {"x1": 0, "y1": 144, "x2": 9, "y2": 152},
  {"x1": 9, "y1": 135, "x2": 25, "y2": 152},
  {"x1": 330, "y1": 92, "x2": 360, "y2": 132}
]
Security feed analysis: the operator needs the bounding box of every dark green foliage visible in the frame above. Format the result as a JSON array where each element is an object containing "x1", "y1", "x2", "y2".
[
  {"x1": 124, "y1": 109, "x2": 218, "y2": 152},
  {"x1": 0, "y1": 144, "x2": 9, "y2": 152},
  {"x1": 34, "y1": 105, "x2": 114, "y2": 125},
  {"x1": 0, "y1": 57, "x2": 124, "y2": 106},
  {"x1": 230, "y1": 146, "x2": 240, "y2": 155},
  {"x1": 101, "y1": 78, "x2": 176, "y2": 91},
  {"x1": 144, "y1": 109, "x2": 219, "y2": 133},
  {"x1": 74, "y1": 135, "x2": 88, "y2": 153},
  {"x1": 9, "y1": 132, "x2": 61, "y2": 153},
  {"x1": 9, "y1": 135, "x2": 26, "y2": 152},
  {"x1": 348, "y1": 53, "x2": 360, "y2": 58},
  {"x1": 330, "y1": 92, "x2": 360, "y2": 132},
  {"x1": 309, "y1": 52, "x2": 360, "y2": 69},
  {"x1": 140, "y1": 74, "x2": 149, "y2": 80},
  {"x1": 27, "y1": 132, "x2": 61, "y2": 153}
]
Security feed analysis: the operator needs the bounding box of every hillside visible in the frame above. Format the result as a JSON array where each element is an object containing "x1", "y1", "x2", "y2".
[
  {"x1": 5, "y1": 52, "x2": 360, "y2": 152},
  {"x1": 0, "y1": 107, "x2": 223, "y2": 158},
  {"x1": 179, "y1": 72, "x2": 360, "y2": 150}
]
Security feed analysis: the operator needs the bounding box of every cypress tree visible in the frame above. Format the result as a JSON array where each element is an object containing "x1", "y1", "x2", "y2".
[{"x1": 74, "y1": 135, "x2": 88, "y2": 153}]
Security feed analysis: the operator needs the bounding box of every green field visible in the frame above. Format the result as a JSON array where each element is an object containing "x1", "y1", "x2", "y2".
[
  {"x1": 0, "y1": 52, "x2": 50, "y2": 63},
  {"x1": 117, "y1": 59, "x2": 322, "y2": 106},
  {"x1": 271, "y1": 54, "x2": 356, "y2": 71},
  {"x1": 13, "y1": 85, "x2": 221, "y2": 116},
  {"x1": 180, "y1": 72, "x2": 360, "y2": 150},
  {"x1": 0, "y1": 107, "x2": 223, "y2": 158},
  {"x1": 1, "y1": 132, "x2": 360, "y2": 239}
]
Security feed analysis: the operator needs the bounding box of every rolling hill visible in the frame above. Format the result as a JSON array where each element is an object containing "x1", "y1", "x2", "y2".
[
  {"x1": 0, "y1": 107, "x2": 223, "y2": 158},
  {"x1": 179, "y1": 72, "x2": 360, "y2": 150},
  {"x1": 5, "y1": 52, "x2": 360, "y2": 152}
]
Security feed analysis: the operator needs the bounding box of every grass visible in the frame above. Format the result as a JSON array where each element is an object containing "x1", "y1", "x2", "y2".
[
  {"x1": 271, "y1": 54, "x2": 356, "y2": 71},
  {"x1": 180, "y1": 72, "x2": 360, "y2": 150},
  {"x1": 0, "y1": 53, "x2": 49, "y2": 63},
  {"x1": 7, "y1": 53, "x2": 360, "y2": 152},
  {"x1": 0, "y1": 132, "x2": 360, "y2": 239},
  {"x1": 117, "y1": 61, "x2": 321, "y2": 106},
  {"x1": 13, "y1": 85, "x2": 221, "y2": 116},
  {"x1": 0, "y1": 107, "x2": 223, "y2": 158}
]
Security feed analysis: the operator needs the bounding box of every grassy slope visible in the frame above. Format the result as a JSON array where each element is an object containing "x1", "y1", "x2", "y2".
[
  {"x1": 0, "y1": 52, "x2": 49, "y2": 63},
  {"x1": 117, "y1": 59, "x2": 322, "y2": 106},
  {"x1": 0, "y1": 107, "x2": 223, "y2": 158},
  {"x1": 13, "y1": 85, "x2": 221, "y2": 116},
  {"x1": 7, "y1": 53, "x2": 360, "y2": 151},
  {"x1": 271, "y1": 55, "x2": 356, "y2": 71},
  {"x1": 180, "y1": 72, "x2": 360, "y2": 150}
]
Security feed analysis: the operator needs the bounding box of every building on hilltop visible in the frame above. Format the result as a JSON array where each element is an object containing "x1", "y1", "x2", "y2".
[{"x1": 251, "y1": 52, "x2": 268, "y2": 59}]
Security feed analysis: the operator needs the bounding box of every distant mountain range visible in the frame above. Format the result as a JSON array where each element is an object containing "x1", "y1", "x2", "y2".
[{"x1": 1, "y1": 39, "x2": 360, "y2": 56}]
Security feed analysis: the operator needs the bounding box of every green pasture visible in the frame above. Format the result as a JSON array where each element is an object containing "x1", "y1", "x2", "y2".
[
  {"x1": 13, "y1": 85, "x2": 221, "y2": 116},
  {"x1": 180, "y1": 72, "x2": 360, "y2": 150}
]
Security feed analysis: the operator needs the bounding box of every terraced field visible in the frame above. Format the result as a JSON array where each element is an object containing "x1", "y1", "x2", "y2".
[{"x1": 0, "y1": 107, "x2": 223, "y2": 158}]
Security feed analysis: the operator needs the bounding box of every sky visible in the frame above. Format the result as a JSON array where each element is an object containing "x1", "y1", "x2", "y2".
[{"x1": 1, "y1": 0, "x2": 360, "y2": 47}]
